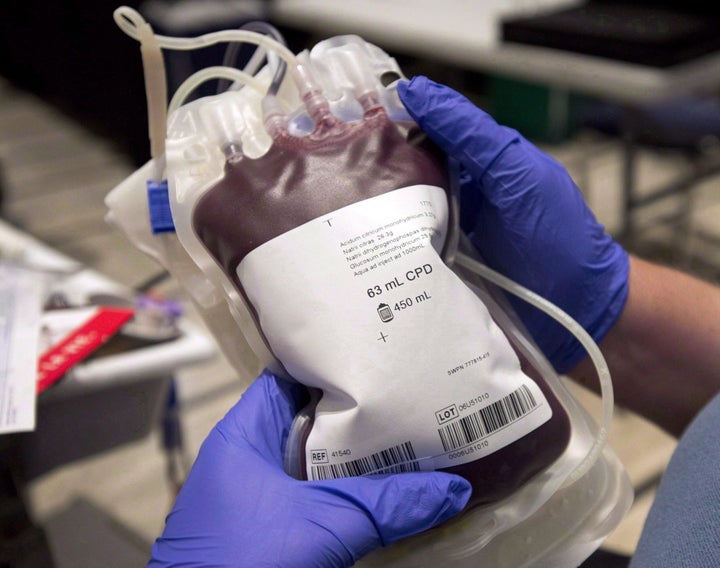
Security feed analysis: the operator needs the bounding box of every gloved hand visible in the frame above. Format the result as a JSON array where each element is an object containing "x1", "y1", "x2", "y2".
[
  {"x1": 149, "y1": 370, "x2": 471, "y2": 567},
  {"x1": 398, "y1": 77, "x2": 629, "y2": 373}
]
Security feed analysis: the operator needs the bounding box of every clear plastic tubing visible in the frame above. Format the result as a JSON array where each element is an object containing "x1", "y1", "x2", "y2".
[
  {"x1": 113, "y1": 7, "x2": 319, "y2": 102},
  {"x1": 453, "y1": 252, "x2": 614, "y2": 485}
]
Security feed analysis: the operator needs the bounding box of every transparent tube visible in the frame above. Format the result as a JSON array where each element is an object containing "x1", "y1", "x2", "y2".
[
  {"x1": 453, "y1": 252, "x2": 614, "y2": 485},
  {"x1": 113, "y1": 6, "x2": 317, "y2": 97},
  {"x1": 168, "y1": 67, "x2": 268, "y2": 117},
  {"x1": 114, "y1": 4, "x2": 332, "y2": 143},
  {"x1": 219, "y1": 21, "x2": 288, "y2": 96},
  {"x1": 135, "y1": 14, "x2": 167, "y2": 181}
]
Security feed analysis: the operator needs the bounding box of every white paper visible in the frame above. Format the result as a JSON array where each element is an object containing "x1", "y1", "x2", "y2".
[{"x1": 0, "y1": 264, "x2": 44, "y2": 433}]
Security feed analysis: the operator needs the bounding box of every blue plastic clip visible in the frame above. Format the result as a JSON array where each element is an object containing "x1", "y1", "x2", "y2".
[{"x1": 147, "y1": 180, "x2": 176, "y2": 233}]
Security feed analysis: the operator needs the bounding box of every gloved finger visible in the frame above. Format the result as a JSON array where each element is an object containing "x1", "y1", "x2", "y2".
[
  {"x1": 398, "y1": 76, "x2": 563, "y2": 209},
  {"x1": 217, "y1": 369, "x2": 308, "y2": 465},
  {"x1": 398, "y1": 76, "x2": 629, "y2": 374},
  {"x1": 309, "y1": 472, "x2": 472, "y2": 557},
  {"x1": 398, "y1": 76, "x2": 512, "y2": 180}
]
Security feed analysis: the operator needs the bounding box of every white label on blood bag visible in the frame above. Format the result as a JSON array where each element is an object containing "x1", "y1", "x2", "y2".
[{"x1": 237, "y1": 184, "x2": 551, "y2": 477}]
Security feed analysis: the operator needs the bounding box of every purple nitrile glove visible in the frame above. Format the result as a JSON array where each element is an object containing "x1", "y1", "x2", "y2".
[
  {"x1": 398, "y1": 76, "x2": 629, "y2": 373},
  {"x1": 148, "y1": 370, "x2": 471, "y2": 567}
]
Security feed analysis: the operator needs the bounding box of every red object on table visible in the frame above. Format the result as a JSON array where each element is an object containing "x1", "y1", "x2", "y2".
[{"x1": 36, "y1": 307, "x2": 134, "y2": 393}]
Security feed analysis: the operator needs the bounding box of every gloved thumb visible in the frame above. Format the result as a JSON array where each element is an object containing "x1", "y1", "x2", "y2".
[
  {"x1": 398, "y1": 76, "x2": 544, "y2": 204},
  {"x1": 399, "y1": 75, "x2": 517, "y2": 171},
  {"x1": 371, "y1": 472, "x2": 472, "y2": 544},
  {"x1": 320, "y1": 470, "x2": 472, "y2": 558}
]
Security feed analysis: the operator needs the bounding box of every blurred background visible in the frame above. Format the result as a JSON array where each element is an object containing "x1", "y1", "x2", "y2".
[{"x1": 1, "y1": 1, "x2": 719, "y2": 566}]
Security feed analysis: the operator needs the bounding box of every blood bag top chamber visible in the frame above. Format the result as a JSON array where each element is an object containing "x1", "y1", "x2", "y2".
[{"x1": 106, "y1": 7, "x2": 633, "y2": 566}]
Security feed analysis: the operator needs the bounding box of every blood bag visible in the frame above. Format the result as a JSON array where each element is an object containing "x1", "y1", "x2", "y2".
[{"x1": 106, "y1": 7, "x2": 632, "y2": 566}]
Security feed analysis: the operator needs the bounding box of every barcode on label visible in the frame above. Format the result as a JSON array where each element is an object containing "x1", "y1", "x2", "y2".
[
  {"x1": 438, "y1": 385, "x2": 538, "y2": 452},
  {"x1": 310, "y1": 441, "x2": 420, "y2": 480}
]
